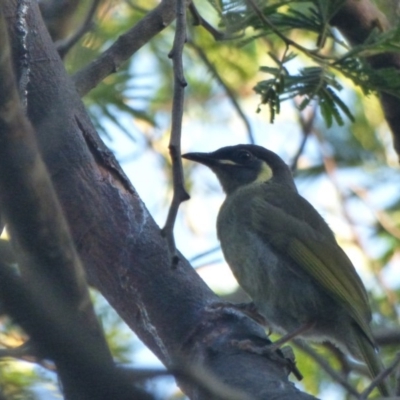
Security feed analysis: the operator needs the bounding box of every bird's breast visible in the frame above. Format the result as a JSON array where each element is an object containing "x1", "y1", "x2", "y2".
[{"x1": 217, "y1": 196, "x2": 279, "y2": 302}]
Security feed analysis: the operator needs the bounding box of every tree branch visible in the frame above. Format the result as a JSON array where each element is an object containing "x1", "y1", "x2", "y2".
[
  {"x1": 161, "y1": 0, "x2": 190, "y2": 266},
  {"x1": 294, "y1": 340, "x2": 360, "y2": 398},
  {"x1": 72, "y1": 0, "x2": 177, "y2": 97},
  {"x1": 0, "y1": 6, "x2": 149, "y2": 398},
  {"x1": 56, "y1": 0, "x2": 101, "y2": 58},
  {"x1": 360, "y1": 352, "x2": 400, "y2": 399},
  {"x1": 290, "y1": 104, "x2": 317, "y2": 171},
  {"x1": 189, "y1": 2, "x2": 225, "y2": 41},
  {"x1": 188, "y1": 40, "x2": 255, "y2": 144}
]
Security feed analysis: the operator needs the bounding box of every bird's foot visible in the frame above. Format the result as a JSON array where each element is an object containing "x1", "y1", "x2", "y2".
[
  {"x1": 231, "y1": 338, "x2": 303, "y2": 380},
  {"x1": 208, "y1": 301, "x2": 267, "y2": 326},
  {"x1": 269, "y1": 322, "x2": 315, "y2": 351}
]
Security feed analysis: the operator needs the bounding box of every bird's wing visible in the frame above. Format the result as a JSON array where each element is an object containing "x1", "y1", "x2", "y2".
[{"x1": 251, "y1": 195, "x2": 373, "y2": 343}]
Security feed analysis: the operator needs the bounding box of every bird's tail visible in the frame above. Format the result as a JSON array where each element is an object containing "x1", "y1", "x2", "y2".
[{"x1": 354, "y1": 332, "x2": 390, "y2": 397}]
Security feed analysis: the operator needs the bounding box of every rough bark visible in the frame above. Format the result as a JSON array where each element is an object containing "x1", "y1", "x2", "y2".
[{"x1": 2, "y1": 0, "x2": 316, "y2": 399}]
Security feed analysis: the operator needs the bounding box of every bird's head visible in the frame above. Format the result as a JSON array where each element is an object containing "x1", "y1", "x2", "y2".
[{"x1": 182, "y1": 144, "x2": 296, "y2": 194}]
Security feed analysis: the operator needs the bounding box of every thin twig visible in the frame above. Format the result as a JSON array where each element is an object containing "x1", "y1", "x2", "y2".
[
  {"x1": 0, "y1": 342, "x2": 57, "y2": 372},
  {"x1": 161, "y1": 0, "x2": 190, "y2": 267},
  {"x1": 350, "y1": 186, "x2": 400, "y2": 240},
  {"x1": 290, "y1": 104, "x2": 317, "y2": 171},
  {"x1": 193, "y1": 258, "x2": 223, "y2": 269},
  {"x1": 294, "y1": 340, "x2": 361, "y2": 398},
  {"x1": 245, "y1": 0, "x2": 327, "y2": 61},
  {"x1": 125, "y1": 1, "x2": 149, "y2": 14},
  {"x1": 189, "y1": 245, "x2": 220, "y2": 263},
  {"x1": 360, "y1": 352, "x2": 400, "y2": 399},
  {"x1": 189, "y1": 2, "x2": 225, "y2": 41},
  {"x1": 188, "y1": 41, "x2": 255, "y2": 144},
  {"x1": 0, "y1": 344, "x2": 31, "y2": 359},
  {"x1": 56, "y1": 0, "x2": 101, "y2": 58}
]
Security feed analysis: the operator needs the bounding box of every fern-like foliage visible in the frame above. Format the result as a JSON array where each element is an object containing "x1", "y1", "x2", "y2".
[
  {"x1": 207, "y1": 0, "x2": 400, "y2": 127},
  {"x1": 255, "y1": 55, "x2": 353, "y2": 126}
]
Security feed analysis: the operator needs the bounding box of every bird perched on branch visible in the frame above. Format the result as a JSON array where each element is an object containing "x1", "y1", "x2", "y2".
[{"x1": 183, "y1": 144, "x2": 389, "y2": 396}]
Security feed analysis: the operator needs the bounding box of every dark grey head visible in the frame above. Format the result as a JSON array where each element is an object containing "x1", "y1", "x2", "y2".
[{"x1": 182, "y1": 144, "x2": 296, "y2": 194}]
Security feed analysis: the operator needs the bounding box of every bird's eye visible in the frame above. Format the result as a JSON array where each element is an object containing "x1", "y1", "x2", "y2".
[{"x1": 235, "y1": 150, "x2": 252, "y2": 163}]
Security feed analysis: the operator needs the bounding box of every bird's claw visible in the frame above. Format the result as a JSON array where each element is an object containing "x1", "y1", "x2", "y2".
[{"x1": 230, "y1": 339, "x2": 303, "y2": 381}]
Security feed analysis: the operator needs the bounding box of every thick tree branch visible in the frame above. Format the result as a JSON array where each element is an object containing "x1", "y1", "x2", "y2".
[
  {"x1": 0, "y1": 5, "x2": 149, "y2": 399},
  {"x1": 330, "y1": 0, "x2": 400, "y2": 160},
  {"x1": 72, "y1": 0, "x2": 177, "y2": 97}
]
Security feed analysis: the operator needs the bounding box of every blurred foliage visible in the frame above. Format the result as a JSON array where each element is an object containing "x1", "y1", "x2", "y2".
[
  {"x1": 0, "y1": 290, "x2": 137, "y2": 398},
  {"x1": 91, "y1": 290, "x2": 136, "y2": 363},
  {"x1": 2, "y1": 0, "x2": 400, "y2": 398},
  {"x1": 0, "y1": 361, "x2": 37, "y2": 400},
  {"x1": 0, "y1": 318, "x2": 37, "y2": 399}
]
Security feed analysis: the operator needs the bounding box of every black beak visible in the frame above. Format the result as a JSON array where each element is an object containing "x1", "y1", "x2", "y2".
[{"x1": 181, "y1": 152, "x2": 217, "y2": 167}]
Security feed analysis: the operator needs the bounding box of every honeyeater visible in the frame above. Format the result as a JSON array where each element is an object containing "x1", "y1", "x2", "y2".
[{"x1": 182, "y1": 144, "x2": 389, "y2": 396}]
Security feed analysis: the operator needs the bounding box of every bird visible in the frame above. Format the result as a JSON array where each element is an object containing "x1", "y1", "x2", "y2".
[{"x1": 182, "y1": 144, "x2": 389, "y2": 396}]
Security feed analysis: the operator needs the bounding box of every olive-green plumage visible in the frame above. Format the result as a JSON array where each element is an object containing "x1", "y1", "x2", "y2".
[{"x1": 183, "y1": 144, "x2": 389, "y2": 396}]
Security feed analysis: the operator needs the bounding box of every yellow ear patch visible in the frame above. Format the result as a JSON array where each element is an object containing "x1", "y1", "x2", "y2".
[{"x1": 255, "y1": 161, "x2": 273, "y2": 183}]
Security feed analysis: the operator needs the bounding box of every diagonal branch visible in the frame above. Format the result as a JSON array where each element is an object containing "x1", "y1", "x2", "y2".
[
  {"x1": 294, "y1": 340, "x2": 360, "y2": 398},
  {"x1": 290, "y1": 104, "x2": 317, "y2": 171},
  {"x1": 189, "y1": 2, "x2": 225, "y2": 41},
  {"x1": 360, "y1": 352, "x2": 400, "y2": 399},
  {"x1": 72, "y1": 0, "x2": 177, "y2": 97},
  {"x1": 188, "y1": 40, "x2": 255, "y2": 144},
  {"x1": 161, "y1": 0, "x2": 190, "y2": 267},
  {"x1": 56, "y1": 0, "x2": 101, "y2": 58}
]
